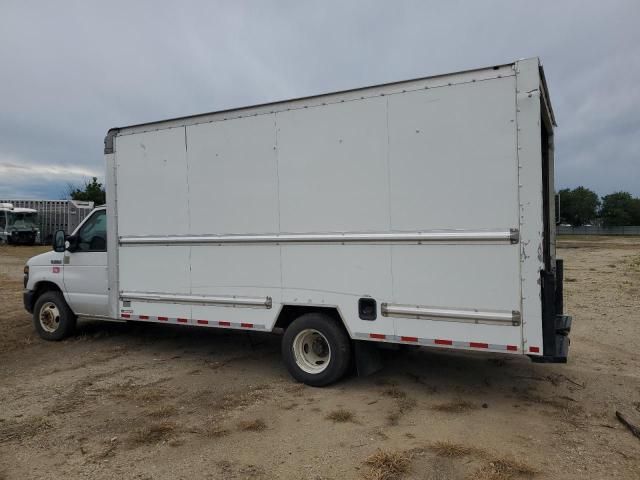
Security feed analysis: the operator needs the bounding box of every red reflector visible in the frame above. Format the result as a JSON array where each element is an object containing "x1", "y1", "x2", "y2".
[
  {"x1": 434, "y1": 339, "x2": 452, "y2": 345},
  {"x1": 241, "y1": 323, "x2": 253, "y2": 328},
  {"x1": 506, "y1": 345, "x2": 518, "y2": 351},
  {"x1": 177, "y1": 318, "x2": 188, "y2": 323},
  {"x1": 401, "y1": 336, "x2": 418, "y2": 342},
  {"x1": 196, "y1": 320, "x2": 208, "y2": 325},
  {"x1": 529, "y1": 346, "x2": 540, "y2": 353},
  {"x1": 157, "y1": 316, "x2": 168, "y2": 321},
  {"x1": 470, "y1": 342, "x2": 488, "y2": 349},
  {"x1": 121, "y1": 313, "x2": 130, "y2": 319},
  {"x1": 369, "y1": 333, "x2": 386, "y2": 340},
  {"x1": 219, "y1": 321, "x2": 231, "y2": 326},
  {"x1": 138, "y1": 315, "x2": 149, "y2": 320}
]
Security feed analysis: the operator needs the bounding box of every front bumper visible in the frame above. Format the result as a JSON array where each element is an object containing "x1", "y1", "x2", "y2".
[
  {"x1": 23, "y1": 289, "x2": 35, "y2": 313},
  {"x1": 10, "y1": 231, "x2": 38, "y2": 245}
]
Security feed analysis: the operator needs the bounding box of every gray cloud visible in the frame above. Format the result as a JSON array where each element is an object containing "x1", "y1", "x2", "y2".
[{"x1": 0, "y1": 0, "x2": 638, "y2": 198}]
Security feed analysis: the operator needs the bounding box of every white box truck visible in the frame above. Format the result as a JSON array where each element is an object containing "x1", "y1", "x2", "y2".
[{"x1": 23, "y1": 58, "x2": 571, "y2": 386}]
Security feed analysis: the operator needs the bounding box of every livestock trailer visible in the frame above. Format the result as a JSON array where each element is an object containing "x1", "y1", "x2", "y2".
[{"x1": 24, "y1": 57, "x2": 570, "y2": 386}]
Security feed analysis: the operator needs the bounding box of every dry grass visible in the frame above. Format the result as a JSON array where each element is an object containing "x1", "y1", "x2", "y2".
[
  {"x1": 108, "y1": 380, "x2": 166, "y2": 404},
  {"x1": 362, "y1": 449, "x2": 411, "y2": 480},
  {"x1": 200, "y1": 419, "x2": 230, "y2": 438},
  {"x1": 238, "y1": 419, "x2": 266, "y2": 432},
  {"x1": 203, "y1": 384, "x2": 271, "y2": 412},
  {"x1": 431, "y1": 399, "x2": 478, "y2": 413},
  {"x1": 386, "y1": 397, "x2": 417, "y2": 426},
  {"x1": 426, "y1": 441, "x2": 538, "y2": 479},
  {"x1": 0, "y1": 416, "x2": 52, "y2": 443},
  {"x1": 130, "y1": 421, "x2": 176, "y2": 445},
  {"x1": 429, "y1": 441, "x2": 482, "y2": 458},
  {"x1": 326, "y1": 408, "x2": 356, "y2": 423},
  {"x1": 383, "y1": 386, "x2": 407, "y2": 399},
  {"x1": 146, "y1": 405, "x2": 178, "y2": 419},
  {"x1": 470, "y1": 457, "x2": 538, "y2": 480}
]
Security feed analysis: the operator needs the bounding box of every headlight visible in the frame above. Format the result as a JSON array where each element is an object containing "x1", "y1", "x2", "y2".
[{"x1": 23, "y1": 265, "x2": 29, "y2": 288}]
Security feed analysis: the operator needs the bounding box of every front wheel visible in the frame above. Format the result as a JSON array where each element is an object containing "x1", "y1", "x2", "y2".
[
  {"x1": 33, "y1": 291, "x2": 77, "y2": 341},
  {"x1": 281, "y1": 313, "x2": 351, "y2": 387}
]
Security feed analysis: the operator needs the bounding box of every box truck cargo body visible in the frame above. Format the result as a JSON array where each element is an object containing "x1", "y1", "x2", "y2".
[{"x1": 24, "y1": 58, "x2": 570, "y2": 386}]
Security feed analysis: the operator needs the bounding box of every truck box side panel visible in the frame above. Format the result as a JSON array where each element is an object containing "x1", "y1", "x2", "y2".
[
  {"x1": 387, "y1": 77, "x2": 518, "y2": 231},
  {"x1": 117, "y1": 128, "x2": 189, "y2": 236},
  {"x1": 186, "y1": 114, "x2": 280, "y2": 235},
  {"x1": 112, "y1": 64, "x2": 534, "y2": 351},
  {"x1": 386, "y1": 76, "x2": 521, "y2": 347},
  {"x1": 276, "y1": 97, "x2": 390, "y2": 233}
]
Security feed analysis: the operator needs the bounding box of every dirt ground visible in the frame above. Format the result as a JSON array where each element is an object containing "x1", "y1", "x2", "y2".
[{"x1": 1, "y1": 237, "x2": 639, "y2": 480}]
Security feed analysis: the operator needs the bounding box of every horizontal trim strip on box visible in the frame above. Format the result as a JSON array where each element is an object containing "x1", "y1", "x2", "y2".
[
  {"x1": 120, "y1": 292, "x2": 272, "y2": 309},
  {"x1": 119, "y1": 229, "x2": 519, "y2": 246},
  {"x1": 381, "y1": 303, "x2": 521, "y2": 326}
]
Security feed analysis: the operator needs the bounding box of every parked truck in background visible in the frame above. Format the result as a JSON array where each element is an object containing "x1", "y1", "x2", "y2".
[
  {"x1": 0, "y1": 199, "x2": 94, "y2": 245},
  {"x1": 22, "y1": 58, "x2": 571, "y2": 386},
  {"x1": 0, "y1": 203, "x2": 40, "y2": 245}
]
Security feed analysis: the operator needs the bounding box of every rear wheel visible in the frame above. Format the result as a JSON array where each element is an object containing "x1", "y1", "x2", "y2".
[
  {"x1": 282, "y1": 312, "x2": 351, "y2": 387},
  {"x1": 33, "y1": 291, "x2": 77, "y2": 341}
]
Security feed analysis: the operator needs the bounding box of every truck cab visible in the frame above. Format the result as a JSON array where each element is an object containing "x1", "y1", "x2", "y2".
[
  {"x1": 0, "y1": 203, "x2": 40, "y2": 245},
  {"x1": 23, "y1": 206, "x2": 108, "y2": 338}
]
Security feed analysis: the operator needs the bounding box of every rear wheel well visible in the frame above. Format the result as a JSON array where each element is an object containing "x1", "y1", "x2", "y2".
[{"x1": 274, "y1": 305, "x2": 346, "y2": 333}]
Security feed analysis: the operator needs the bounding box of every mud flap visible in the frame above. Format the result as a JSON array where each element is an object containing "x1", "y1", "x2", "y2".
[{"x1": 354, "y1": 340, "x2": 383, "y2": 377}]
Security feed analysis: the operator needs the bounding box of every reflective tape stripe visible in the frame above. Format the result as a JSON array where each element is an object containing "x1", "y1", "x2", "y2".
[
  {"x1": 119, "y1": 314, "x2": 265, "y2": 331},
  {"x1": 353, "y1": 332, "x2": 520, "y2": 353}
]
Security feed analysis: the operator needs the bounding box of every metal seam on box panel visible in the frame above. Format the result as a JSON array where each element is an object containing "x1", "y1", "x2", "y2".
[
  {"x1": 353, "y1": 332, "x2": 520, "y2": 352},
  {"x1": 380, "y1": 303, "x2": 521, "y2": 326},
  {"x1": 120, "y1": 292, "x2": 272, "y2": 309},
  {"x1": 119, "y1": 229, "x2": 518, "y2": 246}
]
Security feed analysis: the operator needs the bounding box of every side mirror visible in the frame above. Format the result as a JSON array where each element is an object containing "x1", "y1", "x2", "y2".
[
  {"x1": 66, "y1": 234, "x2": 79, "y2": 252},
  {"x1": 53, "y1": 230, "x2": 66, "y2": 252}
]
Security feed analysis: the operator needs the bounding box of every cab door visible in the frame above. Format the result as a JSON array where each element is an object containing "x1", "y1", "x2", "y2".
[{"x1": 63, "y1": 209, "x2": 109, "y2": 317}]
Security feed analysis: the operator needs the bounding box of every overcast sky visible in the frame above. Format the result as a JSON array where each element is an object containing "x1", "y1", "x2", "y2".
[{"x1": 1, "y1": 0, "x2": 638, "y2": 199}]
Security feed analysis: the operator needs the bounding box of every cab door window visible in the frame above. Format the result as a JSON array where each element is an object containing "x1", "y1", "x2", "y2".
[{"x1": 76, "y1": 210, "x2": 107, "y2": 251}]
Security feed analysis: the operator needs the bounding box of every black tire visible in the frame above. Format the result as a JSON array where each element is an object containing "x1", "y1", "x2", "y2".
[
  {"x1": 281, "y1": 312, "x2": 351, "y2": 387},
  {"x1": 32, "y1": 291, "x2": 77, "y2": 341}
]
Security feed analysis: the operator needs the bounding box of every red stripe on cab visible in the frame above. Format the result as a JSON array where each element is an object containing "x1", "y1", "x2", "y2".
[
  {"x1": 529, "y1": 346, "x2": 540, "y2": 353},
  {"x1": 196, "y1": 320, "x2": 208, "y2": 325},
  {"x1": 121, "y1": 313, "x2": 130, "y2": 319},
  {"x1": 400, "y1": 336, "x2": 418, "y2": 342},
  {"x1": 218, "y1": 321, "x2": 231, "y2": 327},
  {"x1": 434, "y1": 339, "x2": 453, "y2": 345},
  {"x1": 369, "y1": 333, "x2": 386, "y2": 340},
  {"x1": 506, "y1": 345, "x2": 518, "y2": 351},
  {"x1": 177, "y1": 318, "x2": 188, "y2": 323},
  {"x1": 138, "y1": 315, "x2": 149, "y2": 320},
  {"x1": 470, "y1": 342, "x2": 488, "y2": 349},
  {"x1": 157, "y1": 316, "x2": 168, "y2": 321},
  {"x1": 241, "y1": 323, "x2": 253, "y2": 328}
]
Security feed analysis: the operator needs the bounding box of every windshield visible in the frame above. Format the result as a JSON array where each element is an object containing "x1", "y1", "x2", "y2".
[{"x1": 7, "y1": 212, "x2": 38, "y2": 230}]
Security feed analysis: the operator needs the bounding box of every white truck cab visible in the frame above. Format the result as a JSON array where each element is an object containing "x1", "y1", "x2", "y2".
[{"x1": 23, "y1": 206, "x2": 108, "y2": 337}]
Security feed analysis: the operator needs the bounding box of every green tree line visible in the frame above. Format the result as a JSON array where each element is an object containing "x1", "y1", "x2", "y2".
[{"x1": 558, "y1": 187, "x2": 640, "y2": 227}]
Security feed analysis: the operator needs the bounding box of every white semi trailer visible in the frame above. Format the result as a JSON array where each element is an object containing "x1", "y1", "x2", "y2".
[{"x1": 24, "y1": 58, "x2": 571, "y2": 386}]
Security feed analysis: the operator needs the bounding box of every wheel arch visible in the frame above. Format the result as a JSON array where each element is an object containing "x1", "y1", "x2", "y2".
[
  {"x1": 30, "y1": 281, "x2": 64, "y2": 309},
  {"x1": 273, "y1": 305, "x2": 350, "y2": 336}
]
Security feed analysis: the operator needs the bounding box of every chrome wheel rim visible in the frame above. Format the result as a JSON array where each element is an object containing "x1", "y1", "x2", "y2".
[
  {"x1": 39, "y1": 302, "x2": 61, "y2": 333},
  {"x1": 292, "y1": 328, "x2": 331, "y2": 374}
]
